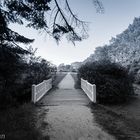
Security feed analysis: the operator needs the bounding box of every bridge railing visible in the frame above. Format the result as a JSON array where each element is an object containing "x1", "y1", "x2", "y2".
[
  {"x1": 81, "y1": 78, "x2": 96, "y2": 103},
  {"x1": 32, "y1": 78, "x2": 52, "y2": 103}
]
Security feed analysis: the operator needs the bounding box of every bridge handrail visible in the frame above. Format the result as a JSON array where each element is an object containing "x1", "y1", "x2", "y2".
[
  {"x1": 32, "y1": 78, "x2": 52, "y2": 103},
  {"x1": 81, "y1": 78, "x2": 96, "y2": 103}
]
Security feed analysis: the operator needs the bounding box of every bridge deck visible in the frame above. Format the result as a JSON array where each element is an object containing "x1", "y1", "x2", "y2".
[
  {"x1": 36, "y1": 73, "x2": 115, "y2": 140},
  {"x1": 38, "y1": 89, "x2": 90, "y2": 106}
]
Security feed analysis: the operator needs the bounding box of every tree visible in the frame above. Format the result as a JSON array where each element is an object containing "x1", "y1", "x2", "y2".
[
  {"x1": 0, "y1": 0, "x2": 104, "y2": 106},
  {"x1": 0, "y1": 0, "x2": 104, "y2": 44},
  {"x1": 83, "y1": 16, "x2": 140, "y2": 83},
  {"x1": 78, "y1": 60, "x2": 134, "y2": 104},
  {"x1": 24, "y1": 47, "x2": 53, "y2": 84}
]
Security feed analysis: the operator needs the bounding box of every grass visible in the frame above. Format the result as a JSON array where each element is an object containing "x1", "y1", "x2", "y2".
[
  {"x1": 90, "y1": 104, "x2": 140, "y2": 140},
  {"x1": 0, "y1": 72, "x2": 67, "y2": 140},
  {"x1": 0, "y1": 103, "x2": 48, "y2": 140},
  {"x1": 70, "y1": 72, "x2": 81, "y2": 89},
  {"x1": 71, "y1": 72, "x2": 140, "y2": 139},
  {"x1": 52, "y1": 72, "x2": 67, "y2": 87},
  {"x1": 1, "y1": 71, "x2": 139, "y2": 140}
]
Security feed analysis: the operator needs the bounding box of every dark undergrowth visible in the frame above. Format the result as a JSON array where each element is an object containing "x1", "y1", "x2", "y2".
[
  {"x1": 0, "y1": 72, "x2": 68, "y2": 140},
  {"x1": 0, "y1": 72, "x2": 66, "y2": 140},
  {"x1": 0, "y1": 103, "x2": 49, "y2": 140},
  {"x1": 70, "y1": 72, "x2": 81, "y2": 89},
  {"x1": 52, "y1": 72, "x2": 67, "y2": 88},
  {"x1": 78, "y1": 60, "x2": 134, "y2": 104},
  {"x1": 90, "y1": 104, "x2": 140, "y2": 140}
]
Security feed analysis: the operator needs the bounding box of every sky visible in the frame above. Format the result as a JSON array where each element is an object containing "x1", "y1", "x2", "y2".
[{"x1": 9, "y1": 0, "x2": 140, "y2": 66}]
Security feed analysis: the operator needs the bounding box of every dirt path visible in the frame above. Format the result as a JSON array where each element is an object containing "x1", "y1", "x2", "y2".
[
  {"x1": 37, "y1": 73, "x2": 116, "y2": 140},
  {"x1": 58, "y1": 72, "x2": 75, "y2": 89}
]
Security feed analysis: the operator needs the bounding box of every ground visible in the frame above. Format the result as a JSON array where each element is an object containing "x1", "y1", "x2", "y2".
[
  {"x1": 0, "y1": 72, "x2": 140, "y2": 140},
  {"x1": 37, "y1": 72, "x2": 115, "y2": 140},
  {"x1": 104, "y1": 84, "x2": 140, "y2": 124}
]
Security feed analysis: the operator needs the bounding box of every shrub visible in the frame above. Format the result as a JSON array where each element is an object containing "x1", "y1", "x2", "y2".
[
  {"x1": 134, "y1": 70, "x2": 140, "y2": 84},
  {"x1": 78, "y1": 60, "x2": 134, "y2": 104},
  {"x1": 0, "y1": 45, "x2": 54, "y2": 108}
]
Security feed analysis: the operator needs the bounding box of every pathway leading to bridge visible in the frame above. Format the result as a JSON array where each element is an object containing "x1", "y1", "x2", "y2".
[{"x1": 37, "y1": 73, "x2": 116, "y2": 140}]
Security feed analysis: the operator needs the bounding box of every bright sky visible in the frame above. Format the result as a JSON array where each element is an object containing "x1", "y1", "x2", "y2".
[{"x1": 9, "y1": 0, "x2": 140, "y2": 66}]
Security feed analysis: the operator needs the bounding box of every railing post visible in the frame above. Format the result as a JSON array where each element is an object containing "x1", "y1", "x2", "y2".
[
  {"x1": 50, "y1": 78, "x2": 52, "y2": 88},
  {"x1": 43, "y1": 80, "x2": 47, "y2": 91},
  {"x1": 32, "y1": 84, "x2": 36, "y2": 103},
  {"x1": 92, "y1": 85, "x2": 96, "y2": 103}
]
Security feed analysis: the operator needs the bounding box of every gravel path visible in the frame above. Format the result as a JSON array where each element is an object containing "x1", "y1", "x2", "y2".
[
  {"x1": 37, "y1": 73, "x2": 116, "y2": 140},
  {"x1": 58, "y1": 72, "x2": 75, "y2": 89}
]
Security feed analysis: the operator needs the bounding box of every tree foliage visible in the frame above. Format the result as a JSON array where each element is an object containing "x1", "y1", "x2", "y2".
[
  {"x1": 0, "y1": 0, "x2": 104, "y2": 44},
  {"x1": 84, "y1": 17, "x2": 140, "y2": 83},
  {"x1": 0, "y1": 45, "x2": 55, "y2": 108},
  {"x1": 0, "y1": 0, "x2": 104, "y2": 108},
  {"x1": 79, "y1": 60, "x2": 134, "y2": 104}
]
